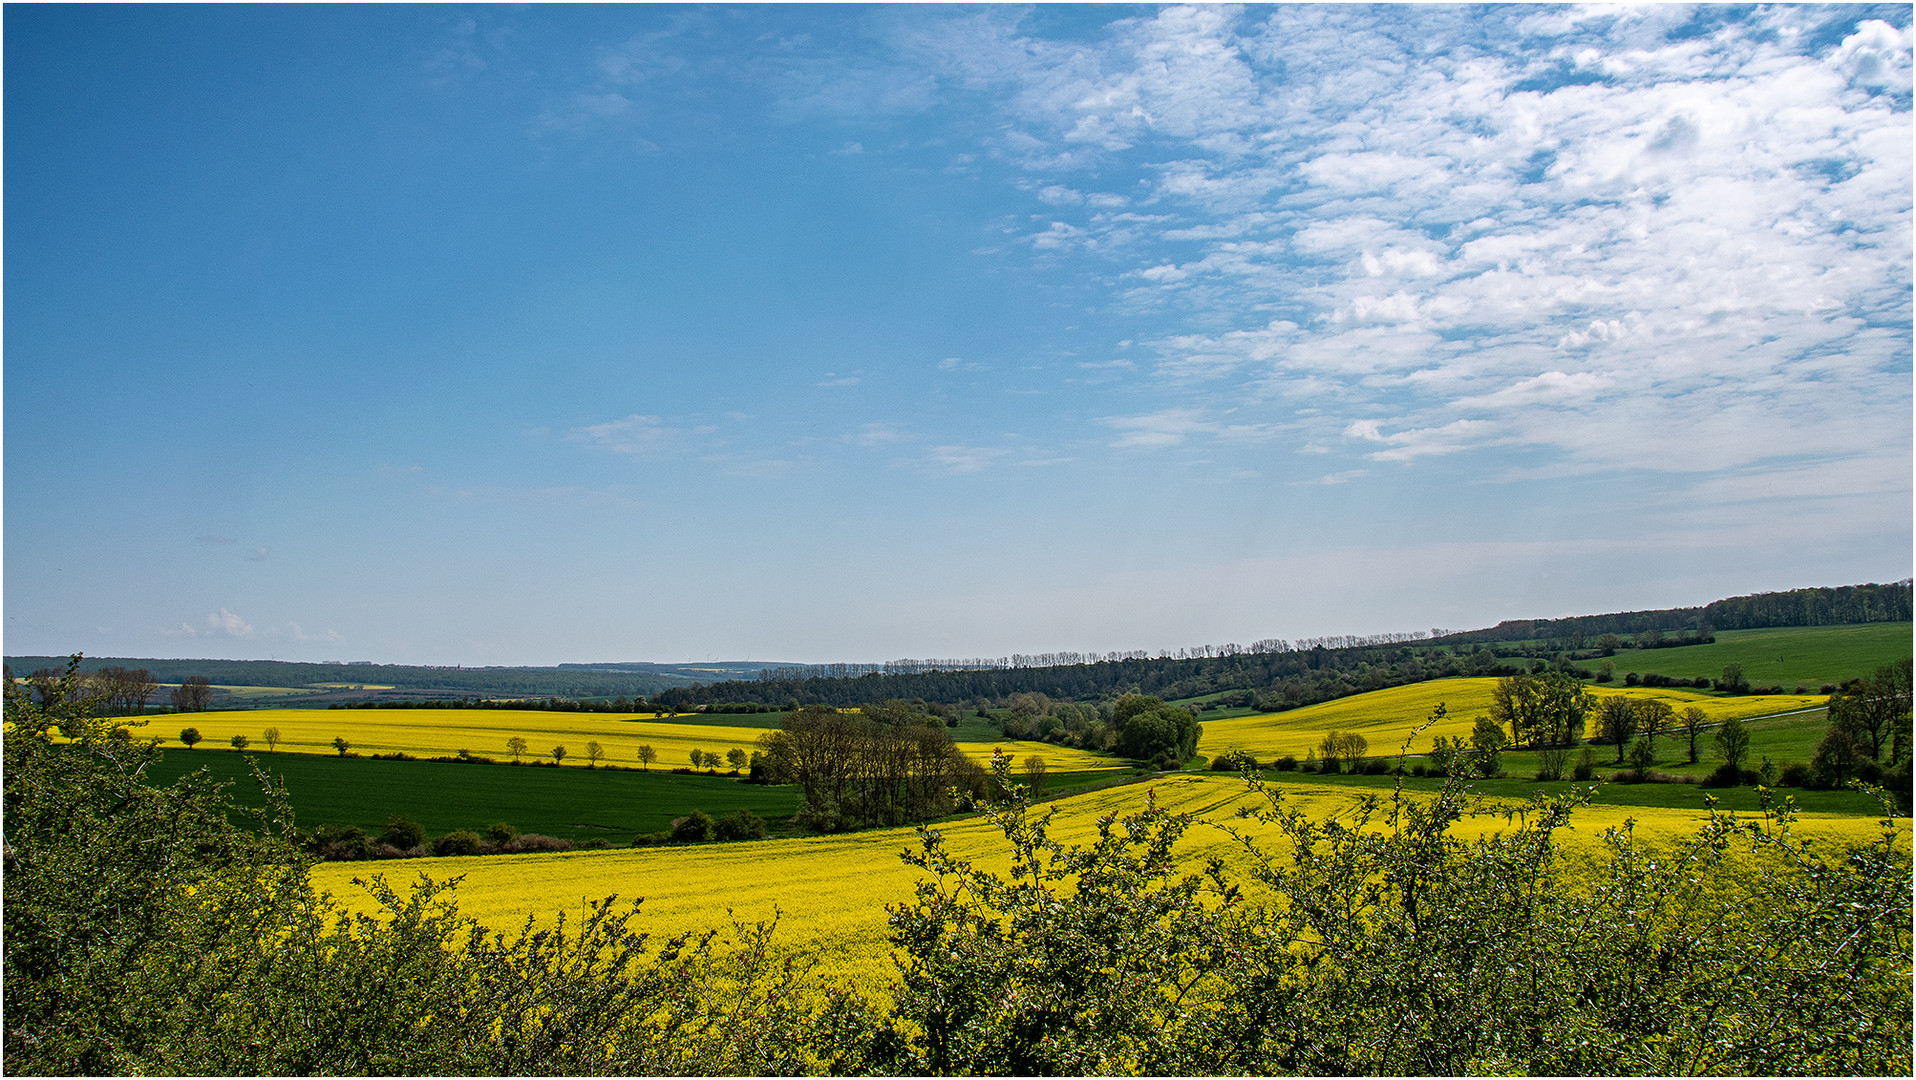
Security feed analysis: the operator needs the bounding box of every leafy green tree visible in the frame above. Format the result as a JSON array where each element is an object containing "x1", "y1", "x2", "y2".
[
  {"x1": 1679, "y1": 706, "x2": 1707, "y2": 764},
  {"x1": 262, "y1": 726, "x2": 281, "y2": 753},
  {"x1": 1829, "y1": 659, "x2": 1912, "y2": 763},
  {"x1": 1811, "y1": 726, "x2": 1863, "y2": 788},
  {"x1": 585, "y1": 740, "x2": 605, "y2": 767},
  {"x1": 1626, "y1": 735, "x2": 1656, "y2": 775},
  {"x1": 1490, "y1": 673, "x2": 1591, "y2": 747},
  {"x1": 726, "y1": 747, "x2": 748, "y2": 771},
  {"x1": 1022, "y1": 754, "x2": 1049, "y2": 794},
  {"x1": 1715, "y1": 716, "x2": 1751, "y2": 771},
  {"x1": 179, "y1": 727, "x2": 202, "y2": 750},
  {"x1": 229, "y1": 734, "x2": 250, "y2": 751},
  {"x1": 673, "y1": 810, "x2": 716, "y2": 842},
  {"x1": 1593, "y1": 696, "x2": 1638, "y2": 763},
  {"x1": 714, "y1": 809, "x2": 767, "y2": 841},
  {"x1": 551, "y1": 745, "x2": 567, "y2": 765},
  {"x1": 1113, "y1": 694, "x2": 1199, "y2": 764},
  {"x1": 331, "y1": 736, "x2": 350, "y2": 756},
  {"x1": 380, "y1": 816, "x2": 426, "y2": 851},
  {"x1": 432, "y1": 830, "x2": 482, "y2": 857},
  {"x1": 506, "y1": 736, "x2": 528, "y2": 761},
  {"x1": 637, "y1": 744, "x2": 656, "y2": 769},
  {"x1": 1721, "y1": 662, "x2": 1749, "y2": 694},
  {"x1": 1469, "y1": 714, "x2": 1508, "y2": 775}
]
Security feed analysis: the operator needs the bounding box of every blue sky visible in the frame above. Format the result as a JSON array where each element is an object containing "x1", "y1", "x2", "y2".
[{"x1": 5, "y1": 3, "x2": 1910, "y2": 666}]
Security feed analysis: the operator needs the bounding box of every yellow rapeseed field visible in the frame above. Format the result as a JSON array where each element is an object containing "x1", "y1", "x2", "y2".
[
  {"x1": 144, "y1": 707, "x2": 1113, "y2": 772},
  {"x1": 308, "y1": 772, "x2": 1896, "y2": 991},
  {"x1": 1199, "y1": 678, "x2": 1828, "y2": 762}
]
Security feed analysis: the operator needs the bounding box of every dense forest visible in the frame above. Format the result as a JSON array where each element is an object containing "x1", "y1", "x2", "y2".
[{"x1": 1435, "y1": 580, "x2": 1913, "y2": 646}]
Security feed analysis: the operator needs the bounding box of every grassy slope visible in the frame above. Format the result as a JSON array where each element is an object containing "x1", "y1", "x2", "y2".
[
  {"x1": 1596, "y1": 622, "x2": 1911, "y2": 688},
  {"x1": 142, "y1": 749, "x2": 802, "y2": 842}
]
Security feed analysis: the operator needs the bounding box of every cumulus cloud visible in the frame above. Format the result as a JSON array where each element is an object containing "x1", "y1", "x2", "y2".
[{"x1": 883, "y1": 3, "x2": 1908, "y2": 486}]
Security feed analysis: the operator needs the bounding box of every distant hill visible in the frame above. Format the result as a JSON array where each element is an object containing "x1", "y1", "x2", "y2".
[
  {"x1": 0, "y1": 656, "x2": 796, "y2": 706},
  {"x1": 9, "y1": 580, "x2": 1907, "y2": 711},
  {"x1": 1431, "y1": 580, "x2": 1912, "y2": 646}
]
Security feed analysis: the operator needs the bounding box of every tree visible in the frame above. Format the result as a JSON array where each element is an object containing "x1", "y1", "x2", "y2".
[
  {"x1": 331, "y1": 736, "x2": 350, "y2": 757},
  {"x1": 1720, "y1": 663, "x2": 1749, "y2": 695},
  {"x1": 1679, "y1": 706, "x2": 1706, "y2": 764},
  {"x1": 1469, "y1": 714, "x2": 1508, "y2": 775},
  {"x1": 170, "y1": 675, "x2": 213, "y2": 712},
  {"x1": 1626, "y1": 735, "x2": 1656, "y2": 775},
  {"x1": 726, "y1": 747, "x2": 748, "y2": 771},
  {"x1": 585, "y1": 740, "x2": 605, "y2": 768},
  {"x1": 1490, "y1": 673, "x2": 1591, "y2": 747},
  {"x1": 379, "y1": 815, "x2": 425, "y2": 851},
  {"x1": 1022, "y1": 754, "x2": 1049, "y2": 794},
  {"x1": 506, "y1": 736, "x2": 528, "y2": 762},
  {"x1": 714, "y1": 809, "x2": 767, "y2": 841},
  {"x1": 551, "y1": 745, "x2": 567, "y2": 765},
  {"x1": 1715, "y1": 716, "x2": 1750, "y2": 771},
  {"x1": 1593, "y1": 697, "x2": 1638, "y2": 763},
  {"x1": 637, "y1": 744, "x2": 656, "y2": 770},
  {"x1": 673, "y1": 810, "x2": 716, "y2": 843},
  {"x1": 691, "y1": 748, "x2": 705, "y2": 769},
  {"x1": 1811, "y1": 726, "x2": 1864, "y2": 788},
  {"x1": 263, "y1": 726, "x2": 281, "y2": 753},
  {"x1": 179, "y1": 727, "x2": 202, "y2": 750},
  {"x1": 1113, "y1": 694, "x2": 1200, "y2": 765},
  {"x1": 229, "y1": 734, "x2": 250, "y2": 751},
  {"x1": 1829, "y1": 659, "x2": 1913, "y2": 763},
  {"x1": 1636, "y1": 698, "x2": 1674, "y2": 753}
]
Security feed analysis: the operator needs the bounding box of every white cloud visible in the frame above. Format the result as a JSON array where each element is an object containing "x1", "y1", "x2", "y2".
[
  {"x1": 885, "y1": 3, "x2": 1907, "y2": 493},
  {"x1": 207, "y1": 608, "x2": 255, "y2": 638},
  {"x1": 925, "y1": 444, "x2": 1008, "y2": 473},
  {"x1": 567, "y1": 414, "x2": 674, "y2": 454}
]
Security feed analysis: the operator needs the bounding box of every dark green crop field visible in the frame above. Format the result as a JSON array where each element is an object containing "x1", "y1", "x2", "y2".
[
  {"x1": 141, "y1": 750, "x2": 801, "y2": 843},
  {"x1": 1605, "y1": 622, "x2": 1910, "y2": 688}
]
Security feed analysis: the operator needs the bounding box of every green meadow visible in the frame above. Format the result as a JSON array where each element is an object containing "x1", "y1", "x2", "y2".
[
  {"x1": 1603, "y1": 622, "x2": 1910, "y2": 688},
  {"x1": 140, "y1": 750, "x2": 801, "y2": 843}
]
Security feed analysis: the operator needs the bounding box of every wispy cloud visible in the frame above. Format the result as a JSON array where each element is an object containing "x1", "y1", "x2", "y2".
[
  {"x1": 868, "y1": 5, "x2": 1910, "y2": 489},
  {"x1": 566, "y1": 414, "x2": 675, "y2": 455}
]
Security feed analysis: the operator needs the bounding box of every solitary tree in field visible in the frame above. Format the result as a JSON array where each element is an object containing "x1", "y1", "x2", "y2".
[
  {"x1": 551, "y1": 745, "x2": 567, "y2": 765},
  {"x1": 638, "y1": 744, "x2": 656, "y2": 770},
  {"x1": 585, "y1": 740, "x2": 605, "y2": 768},
  {"x1": 229, "y1": 734, "x2": 249, "y2": 751},
  {"x1": 1680, "y1": 706, "x2": 1707, "y2": 763},
  {"x1": 1594, "y1": 697, "x2": 1638, "y2": 763},
  {"x1": 179, "y1": 727, "x2": 202, "y2": 750},
  {"x1": 726, "y1": 747, "x2": 748, "y2": 771},
  {"x1": 332, "y1": 736, "x2": 350, "y2": 757},
  {"x1": 506, "y1": 736, "x2": 528, "y2": 762},
  {"x1": 1715, "y1": 716, "x2": 1750, "y2": 771},
  {"x1": 1023, "y1": 754, "x2": 1049, "y2": 794},
  {"x1": 263, "y1": 726, "x2": 281, "y2": 753},
  {"x1": 691, "y1": 748, "x2": 704, "y2": 769},
  {"x1": 1637, "y1": 698, "x2": 1674, "y2": 753}
]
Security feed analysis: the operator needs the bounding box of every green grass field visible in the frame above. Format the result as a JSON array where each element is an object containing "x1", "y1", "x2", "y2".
[
  {"x1": 141, "y1": 749, "x2": 801, "y2": 843},
  {"x1": 1600, "y1": 622, "x2": 1909, "y2": 688}
]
